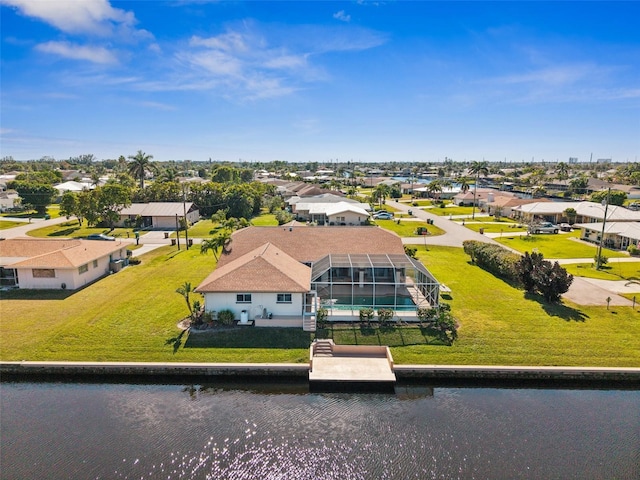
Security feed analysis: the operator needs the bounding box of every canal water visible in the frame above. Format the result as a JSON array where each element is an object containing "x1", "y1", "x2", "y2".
[{"x1": 1, "y1": 381, "x2": 638, "y2": 479}]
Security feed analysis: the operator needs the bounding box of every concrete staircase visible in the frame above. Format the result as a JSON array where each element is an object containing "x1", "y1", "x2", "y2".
[
  {"x1": 313, "y1": 339, "x2": 334, "y2": 356},
  {"x1": 303, "y1": 315, "x2": 316, "y2": 332}
]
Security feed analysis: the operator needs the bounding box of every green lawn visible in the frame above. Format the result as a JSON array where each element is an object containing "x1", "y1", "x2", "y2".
[
  {"x1": 25, "y1": 220, "x2": 136, "y2": 240},
  {"x1": 0, "y1": 205, "x2": 60, "y2": 219},
  {"x1": 0, "y1": 220, "x2": 23, "y2": 230},
  {"x1": 563, "y1": 261, "x2": 640, "y2": 281},
  {"x1": 0, "y1": 246, "x2": 311, "y2": 363},
  {"x1": 251, "y1": 213, "x2": 278, "y2": 226},
  {"x1": 25, "y1": 220, "x2": 136, "y2": 239},
  {"x1": 463, "y1": 221, "x2": 528, "y2": 234},
  {"x1": 2, "y1": 243, "x2": 638, "y2": 366},
  {"x1": 428, "y1": 206, "x2": 476, "y2": 216},
  {"x1": 401, "y1": 245, "x2": 640, "y2": 367},
  {"x1": 185, "y1": 219, "x2": 219, "y2": 237},
  {"x1": 375, "y1": 219, "x2": 445, "y2": 237},
  {"x1": 495, "y1": 231, "x2": 628, "y2": 259}
]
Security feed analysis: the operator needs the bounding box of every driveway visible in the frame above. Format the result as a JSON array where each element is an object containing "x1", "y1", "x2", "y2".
[{"x1": 388, "y1": 200, "x2": 639, "y2": 307}]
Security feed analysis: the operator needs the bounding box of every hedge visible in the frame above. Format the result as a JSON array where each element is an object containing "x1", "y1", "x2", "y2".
[{"x1": 463, "y1": 240, "x2": 521, "y2": 285}]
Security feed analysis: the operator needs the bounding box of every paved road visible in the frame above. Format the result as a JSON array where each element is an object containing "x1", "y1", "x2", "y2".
[
  {"x1": 3, "y1": 207, "x2": 639, "y2": 306},
  {"x1": 387, "y1": 200, "x2": 499, "y2": 248},
  {"x1": 387, "y1": 200, "x2": 640, "y2": 306}
]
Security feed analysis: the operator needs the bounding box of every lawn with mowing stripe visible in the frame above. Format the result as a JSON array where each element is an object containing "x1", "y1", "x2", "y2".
[
  {"x1": 400, "y1": 246, "x2": 640, "y2": 367},
  {"x1": 428, "y1": 206, "x2": 475, "y2": 216},
  {"x1": 2, "y1": 244, "x2": 638, "y2": 367},
  {"x1": 0, "y1": 246, "x2": 309, "y2": 363},
  {"x1": 463, "y1": 221, "x2": 527, "y2": 234},
  {"x1": 495, "y1": 231, "x2": 627, "y2": 259},
  {"x1": 26, "y1": 220, "x2": 136, "y2": 239}
]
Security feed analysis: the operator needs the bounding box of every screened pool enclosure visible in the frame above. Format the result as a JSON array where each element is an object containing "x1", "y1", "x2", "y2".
[{"x1": 311, "y1": 253, "x2": 440, "y2": 320}]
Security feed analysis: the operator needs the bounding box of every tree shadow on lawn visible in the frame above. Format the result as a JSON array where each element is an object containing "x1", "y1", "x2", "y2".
[
  {"x1": 47, "y1": 227, "x2": 80, "y2": 237},
  {"x1": 524, "y1": 292, "x2": 590, "y2": 322},
  {"x1": 1, "y1": 288, "x2": 76, "y2": 301},
  {"x1": 183, "y1": 327, "x2": 311, "y2": 349},
  {"x1": 165, "y1": 328, "x2": 188, "y2": 354}
]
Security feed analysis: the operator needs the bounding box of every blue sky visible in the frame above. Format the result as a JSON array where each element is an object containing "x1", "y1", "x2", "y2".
[{"x1": 1, "y1": 1, "x2": 638, "y2": 163}]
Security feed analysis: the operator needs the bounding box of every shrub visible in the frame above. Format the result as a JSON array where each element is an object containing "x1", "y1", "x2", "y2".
[
  {"x1": 316, "y1": 307, "x2": 328, "y2": 328},
  {"x1": 377, "y1": 308, "x2": 394, "y2": 326},
  {"x1": 359, "y1": 307, "x2": 374, "y2": 325},
  {"x1": 404, "y1": 245, "x2": 417, "y2": 258},
  {"x1": 532, "y1": 261, "x2": 574, "y2": 303},
  {"x1": 462, "y1": 240, "x2": 520, "y2": 284},
  {"x1": 128, "y1": 257, "x2": 141, "y2": 265},
  {"x1": 217, "y1": 309, "x2": 235, "y2": 326},
  {"x1": 628, "y1": 245, "x2": 640, "y2": 256},
  {"x1": 594, "y1": 254, "x2": 609, "y2": 266}
]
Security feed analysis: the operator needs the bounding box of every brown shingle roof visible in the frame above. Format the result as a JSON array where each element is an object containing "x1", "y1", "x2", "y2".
[
  {"x1": 0, "y1": 238, "x2": 128, "y2": 269},
  {"x1": 218, "y1": 226, "x2": 404, "y2": 267},
  {"x1": 196, "y1": 243, "x2": 310, "y2": 293}
]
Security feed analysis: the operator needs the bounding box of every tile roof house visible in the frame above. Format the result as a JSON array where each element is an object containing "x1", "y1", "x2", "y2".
[
  {"x1": 117, "y1": 202, "x2": 199, "y2": 229},
  {"x1": 196, "y1": 226, "x2": 441, "y2": 330},
  {"x1": 0, "y1": 237, "x2": 130, "y2": 290}
]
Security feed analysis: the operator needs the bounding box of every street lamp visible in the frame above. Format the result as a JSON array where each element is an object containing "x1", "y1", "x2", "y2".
[{"x1": 596, "y1": 188, "x2": 611, "y2": 270}]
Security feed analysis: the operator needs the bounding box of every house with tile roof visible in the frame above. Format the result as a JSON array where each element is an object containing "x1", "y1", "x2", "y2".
[
  {"x1": 0, "y1": 237, "x2": 130, "y2": 290},
  {"x1": 196, "y1": 226, "x2": 441, "y2": 330}
]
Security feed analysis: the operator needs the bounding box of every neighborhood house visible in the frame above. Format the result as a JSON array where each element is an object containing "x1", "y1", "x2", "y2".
[
  {"x1": 196, "y1": 226, "x2": 441, "y2": 331},
  {"x1": 117, "y1": 202, "x2": 200, "y2": 229},
  {"x1": 0, "y1": 237, "x2": 130, "y2": 290}
]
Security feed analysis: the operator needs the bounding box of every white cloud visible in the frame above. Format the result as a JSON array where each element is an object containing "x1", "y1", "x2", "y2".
[
  {"x1": 333, "y1": 10, "x2": 351, "y2": 22},
  {"x1": 1, "y1": 0, "x2": 136, "y2": 36},
  {"x1": 36, "y1": 41, "x2": 118, "y2": 64}
]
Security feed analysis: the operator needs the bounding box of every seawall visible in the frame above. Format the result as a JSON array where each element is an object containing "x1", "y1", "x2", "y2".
[{"x1": 2, "y1": 361, "x2": 639, "y2": 387}]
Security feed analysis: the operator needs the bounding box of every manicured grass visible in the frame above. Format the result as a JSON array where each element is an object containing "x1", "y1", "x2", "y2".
[
  {"x1": 251, "y1": 213, "x2": 278, "y2": 226},
  {"x1": 495, "y1": 231, "x2": 627, "y2": 259},
  {"x1": 316, "y1": 324, "x2": 447, "y2": 347},
  {"x1": 186, "y1": 219, "x2": 219, "y2": 237},
  {"x1": 400, "y1": 245, "x2": 640, "y2": 367},
  {"x1": 0, "y1": 220, "x2": 23, "y2": 230},
  {"x1": 463, "y1": 221, "x2": 528, "y2": 234},
  {"x1": 0, "y1": 246, "x2": 311, "y2": 363},
  {"x1": 428, "y1": 206, "x2": 476, "y2": 216},
  {"x1": 26, "y1": 221, "x2": 136, "y2": 240},
  {"x1": 2, "y1": 245, "x2": 638, "y2": 367},
  {"x1": 375, "y1": 219, "x2": 445, "y2": 237},
  {"x1": 563, "y1": 262, "x2": 640, "y2": 281}
]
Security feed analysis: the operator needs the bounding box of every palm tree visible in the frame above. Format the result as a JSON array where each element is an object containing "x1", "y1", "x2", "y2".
[
  {"x1": 468, "y1": 160, "x2": 489, "y2": 219},
  {"x1": 127, "y1": 150, "x2": 155, "y2": 189},
  {"x1": 373, "y1": 184, "x2": 391, "y2": 208},
  {"x1": 175, "y1": 281, "x2": 194, "y2": 319},
  {"x1": 200, "y1": 230, "x2": 232, "y2": 261},
  {"x1": 427, "y1": 180, "x2": 443, "y2": 200},
  {"x1": 555, "y1": 162, "x2": 569, "y2": 181},
  {"x1": 459, "y1": 177, "x2": 470, "y2": 195}
]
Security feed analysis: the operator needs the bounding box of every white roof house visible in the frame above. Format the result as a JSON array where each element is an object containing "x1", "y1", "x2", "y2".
[
  {"x1": 512, "y1": 201, "x2": 640, "y2": 223},
  {"x1": 54, "y1": 181, "x2": 94, "y2": 193},
  {"x1": 573, "y1": 221, "x2": 640, "y2": 250},
  {"x1": 117, "y1": 202, "x2": 200, "y2": 229}
]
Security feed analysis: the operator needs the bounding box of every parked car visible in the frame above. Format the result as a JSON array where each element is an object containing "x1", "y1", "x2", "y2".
[
  {"x1": 559, "y1": 223, "x2": 573, "y2": 232},
  {"x1": 528, "y1": 222, "x2": 559, "y2": 234},
  {"x1": 86, "y1": 233, "x2": 116, "y2": 241},
  {"x1": 372, "y1": 211, "x2": 394, "y2": 220}
]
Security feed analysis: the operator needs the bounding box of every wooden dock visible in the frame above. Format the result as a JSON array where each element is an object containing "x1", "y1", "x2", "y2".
[{"x1": 308, "y1": 340, "x2": 396, "y2": 391}]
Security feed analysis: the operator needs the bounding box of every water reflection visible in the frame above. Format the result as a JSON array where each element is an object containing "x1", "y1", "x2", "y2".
[{"x1": 1, "y1": 382, "x2": 638, "y2": 480}]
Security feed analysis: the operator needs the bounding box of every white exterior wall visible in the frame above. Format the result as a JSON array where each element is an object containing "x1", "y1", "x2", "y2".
[
  {"x1": 153, "y1": 210, "x2": 199, "y2": 229},
  {"x1": 328, "y1": 212, "x2": 365, "y2": 226},
  {"x1": 15, "y1": 250, "x2": 126, "y2": 290},
  {"x1": 203, "y1": 291, "x2": 304, "y2": 320}
]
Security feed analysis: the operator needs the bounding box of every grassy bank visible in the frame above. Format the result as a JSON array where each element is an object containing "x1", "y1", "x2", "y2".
[
  {"x1": 1, "y1": 245, "x2": 638, "y2": 367},
  {"x1": 495, "y1": 231, "x2": 627, "y2": 259}
]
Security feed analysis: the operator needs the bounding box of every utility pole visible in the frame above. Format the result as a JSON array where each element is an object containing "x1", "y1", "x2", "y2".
[
  {"x1": 596, "y1": 187, "x2": 610, "y2": 270},
  {"x1": 182, "y1": 184, "x2": 190, "y2": 250},
  {"x1": 175, "y1": 214, "x2": 181, "y2": 250}
]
